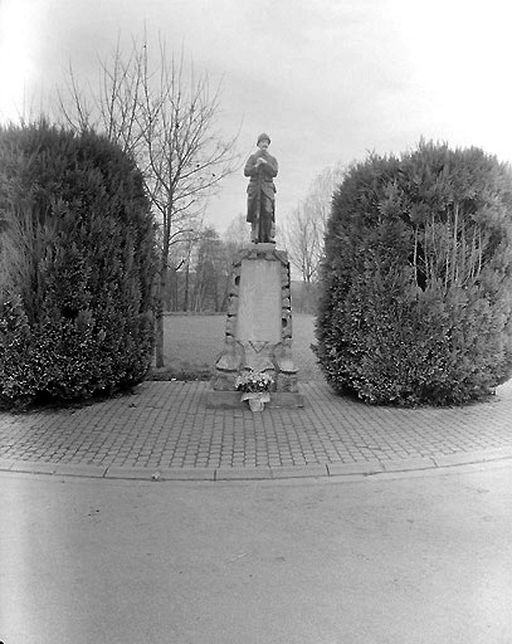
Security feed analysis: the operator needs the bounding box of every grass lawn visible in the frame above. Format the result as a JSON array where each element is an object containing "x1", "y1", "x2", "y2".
[{"x1": 160, "y1": 313, "x2": 322, "y2": 382}]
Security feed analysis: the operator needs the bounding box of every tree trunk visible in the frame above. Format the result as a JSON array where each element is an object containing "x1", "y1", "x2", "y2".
[
  {"x1": 184, "y1": 259, "x2": 190, "y2": 312},
  {"x1": 155, "y1": 264, "x2": 168, "y2": 368}
]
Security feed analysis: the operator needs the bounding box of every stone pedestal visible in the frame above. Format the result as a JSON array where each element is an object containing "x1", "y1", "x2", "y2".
[{"x1": 208, "y1": 244, "x2": 303, "y2": 408}]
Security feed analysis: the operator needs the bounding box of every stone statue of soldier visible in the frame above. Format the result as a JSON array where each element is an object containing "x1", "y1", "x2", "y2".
[{"x1": 244, "y1": 133, "x2": 278, "y2": 243}]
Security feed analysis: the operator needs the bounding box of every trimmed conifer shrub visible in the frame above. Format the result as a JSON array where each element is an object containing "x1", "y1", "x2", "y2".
[
  {"x1": 0, "y1": 121, "x2": 156, "y2": 408},
  {"x1": 315, "y1": 141, "x2": 512, "y2": 405}
]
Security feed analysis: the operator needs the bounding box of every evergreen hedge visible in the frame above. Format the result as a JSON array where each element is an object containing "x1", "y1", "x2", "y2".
[
  {"x1": 0, "y1": 121, "x2": 156, "y2": 408},
  {"x1": 315, "y1": 141, "x2": 512, "y2": 405}
]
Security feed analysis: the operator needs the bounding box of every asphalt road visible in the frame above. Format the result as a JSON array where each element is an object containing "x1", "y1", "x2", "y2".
[{"x1": 1, "y1": 463, "x2": 512, "y2": 643}]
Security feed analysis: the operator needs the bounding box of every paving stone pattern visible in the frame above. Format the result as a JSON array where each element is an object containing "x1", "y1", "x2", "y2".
[{"x1": 1, "y1": 380, "x2": 512, "y2": 479}]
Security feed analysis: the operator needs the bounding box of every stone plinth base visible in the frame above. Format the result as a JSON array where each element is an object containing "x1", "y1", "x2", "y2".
[
  {"x1": 212, "y1": 244, "x2": 299, "y2": 393},
  {"x1": 206, "y1": 390, "x2": 304, "y2": 409}
]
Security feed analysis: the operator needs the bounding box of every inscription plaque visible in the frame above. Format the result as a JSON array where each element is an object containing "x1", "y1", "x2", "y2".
[{"x1": 236, "y1": 258, "x2": 281, "y2": 344}]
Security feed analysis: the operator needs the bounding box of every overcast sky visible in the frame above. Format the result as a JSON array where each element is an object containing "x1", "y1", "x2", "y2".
[{"x1": 2, "y1": 0, "x2": 512, "y2": 234}]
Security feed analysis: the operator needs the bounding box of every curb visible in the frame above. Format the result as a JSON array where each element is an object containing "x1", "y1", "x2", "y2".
[{"x1": 1, "y1": 448, "x2": 512, "y2": 481}]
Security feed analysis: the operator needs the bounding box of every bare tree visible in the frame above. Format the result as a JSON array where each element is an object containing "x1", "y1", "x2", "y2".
[
  {"x1": 58, "y1": 34, "x2": 239, "y2": 366},
  {"x1": 223, "y1": 213, "x2": 248, "y2": 249},
  {"x1": 285, "y1": 163, "x2": 345, "y2": 284},
  {"x1": 191, "y1": 227, "x2": 225, "y2": 312},
  {"x1": 286, "y1": 202, "x2": 323, "y2": 284}
]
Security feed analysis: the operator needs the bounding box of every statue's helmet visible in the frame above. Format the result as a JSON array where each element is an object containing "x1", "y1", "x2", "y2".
[{"x1": 257, "y1": 132, "x2": 271, "y2": 145}]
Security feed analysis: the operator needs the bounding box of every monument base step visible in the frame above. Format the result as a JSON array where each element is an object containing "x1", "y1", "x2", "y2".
[{"x1": 206, "y1": 389, "x2": 304, "y2": 409}]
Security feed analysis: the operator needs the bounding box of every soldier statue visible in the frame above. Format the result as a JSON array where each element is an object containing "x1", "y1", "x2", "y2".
[{"x1": 244, "y1": 133, "x2": 278, "y2": 243}]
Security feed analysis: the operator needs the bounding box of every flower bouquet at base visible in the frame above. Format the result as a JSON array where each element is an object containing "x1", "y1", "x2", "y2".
[{"x1": 235, "y1": 369, "x2": 274, "y2": 412}]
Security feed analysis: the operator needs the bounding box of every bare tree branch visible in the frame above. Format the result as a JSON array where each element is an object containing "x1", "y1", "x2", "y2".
[
  {"x1": 57, "y1": 33, "x2": 240, "y2": 366},
  {"x1": 285, "y1": 163, "x2": 345, "y2": 283}
]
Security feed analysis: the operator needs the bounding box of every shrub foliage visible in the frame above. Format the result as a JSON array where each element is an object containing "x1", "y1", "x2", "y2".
[
  {"x1": 315, "y1": 141, "x2": 512, "y2": 405},
  {"x1": 0, "y1": 121, "x2": 156, "y2": 408}
]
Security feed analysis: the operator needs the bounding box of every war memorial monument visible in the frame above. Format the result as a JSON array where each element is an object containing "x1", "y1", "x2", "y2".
[{"x1": 209, "y1": 133, "x2": 304, "y2": 410}]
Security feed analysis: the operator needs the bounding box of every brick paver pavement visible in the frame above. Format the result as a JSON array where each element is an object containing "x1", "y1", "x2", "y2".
[{"x1": 1, "y1": 380, "x2": 512, "y2": 480}]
